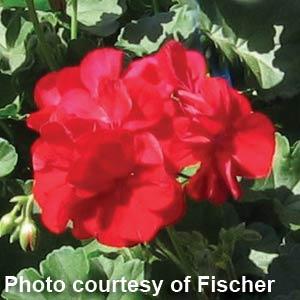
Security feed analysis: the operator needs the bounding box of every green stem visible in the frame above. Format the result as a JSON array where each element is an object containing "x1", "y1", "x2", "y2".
[
  {"x1": 152, "y1": 0, "x2": 159, "y2": 14},
  {"x1": 25, "y1": 0, "x2": 57, "y2": 70},
  {"x1": 166, "y1": 227, "x2": 207, "y2": 300},
  {"x1": 71, "y1": 0, "x2": 78, "y2": 40},
  {"x1": 167, "y1": 227, "x2": 190, "y2": 273},
  {"x1": 227, "y1": 259, "x2": 237, "y2": 281},
  {"x1": 11, "y1": 203, "x2": 22, "y2": 216},
  {"x1": 25, "y1": 195, "x2": 34, "y2": 219},
  {"x1": 156, "y1": 238, "x2": 187, "y2": 275}
]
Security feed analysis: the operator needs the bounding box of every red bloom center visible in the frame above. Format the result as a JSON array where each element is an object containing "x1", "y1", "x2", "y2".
[{"x1": 68, "y1": 130, "x2": 137, "y2": 196}]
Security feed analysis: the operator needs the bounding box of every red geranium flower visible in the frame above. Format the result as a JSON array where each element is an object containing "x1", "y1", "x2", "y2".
[
  {"x1": 158, "y1": 42, "x2": 275, "y2": 204},
  {"x1": 128, "y1": 40, "x2": 275, "y2": 204},
  {"x1": 28, "y1": 48, "x2": 185, "y2": 247}
]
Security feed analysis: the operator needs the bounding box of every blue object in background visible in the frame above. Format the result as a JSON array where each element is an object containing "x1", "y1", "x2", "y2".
[{"x1": 211, "y1": 63, "x2": 233, "y2": 86}]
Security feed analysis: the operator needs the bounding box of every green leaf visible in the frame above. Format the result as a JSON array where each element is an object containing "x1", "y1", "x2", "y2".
[
  {"x1": 66, "y1": 37, "x2": 97, "y2": 64},
  {"x1": 2, "y1": 243, "x2": 147, "y2": 300},
  {"x1": 119, "y1": 293, "x2": 152, "y2": 300},
  {"x1": 274, "y1": 195, "x2": 300, "y2": 227},
  {"x1": 117, "y1": 0, "x2": 200, "y2": 56},
  {"x1": 233, "y1": 244, "x2": 265, "y2": 278},
  {"x1": 201, "y1": 0, "x2": 300, "y2": 98},
  {"x1": 2, "y1": 246, "x2": 94, "y2": 300},
  {"x1": 0, "y1": 138, "x2": 17, "y2": 177},
  {"x1": 2, "y1": 268, "x2": 46, "y2": 300},
  {"x1": 41, "y1": 247, "x2": 90, "y2": 287},
  {"x1": 91, "y1": 255, "x2": 145, "y2": 300},
  {"x1": 199, "y1": 0, "x2": 284, "y2": 90},
  {"x1": 5, "y1": 8, "x2": 22, "y2": 49},
  {"x1": 268, "y1": 133, "x2": 300, "y2": 194},
  {"x1": 176, "y1": 231, "x2": 216, "y2": 276},
  {"x1": 267, "y1": 245, "x2": 300, "y2": 298},
  {"x1": 177, "y1": 163, "x2": 200, "y2": 184},
  {"x1": 178, "y1": 201, "x2": 240, "y2": 243},
  {"x1": 0, "y1": 72, "x2": 17, "y2": 107},
  {"x1": 83, "y1": 239, "x2": 156, "y2": 264},
  {"x1": 247, "y1": 223, "x2": 281, "y2": 253},
  {"x1": 83, "y1": 239, "x2": 121, "y2": 258},
  {"x1": 0, "y1": 11, "x2": 34, "y2": 72},
  {"x1": 67, "y1": 0, "x2": 127, "y2": 37},
  {"x1": 289, "y1": 224, "x2": 300, "y2": 231},
  {"x1": 0, "y1": 0, "x2": 51, "y2": 11},
  {"x1": 242, "y1": 134, "x2": 300, "y2": 227},
  {"x1": 243, "y1": 133, "x2": 300, "y2": 197},
  {"x1": 274, "y1": 291, "x2": 300, "y2": 300},
  {"x1": 219, "y1": 224, "x2": 261, "y2": 256},
  {"x1": 0, "y1": 97, "x2": 23, "y2": 120},
  {"x1": 176, "y1": 226, "x2": 260, "y2": 278},
  {"x1": 249, "y1": 250, "x2": 278, "y2": 274},
  {"x1": 97, "y1": 256, "x2": 144, "y2": 282}
]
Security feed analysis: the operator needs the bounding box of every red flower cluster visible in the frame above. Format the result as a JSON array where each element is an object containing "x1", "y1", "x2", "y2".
[{"x1": 28, "y1": 41, "x2": 275, "y2": 247}]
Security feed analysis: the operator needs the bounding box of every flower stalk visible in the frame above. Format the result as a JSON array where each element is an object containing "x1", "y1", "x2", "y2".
[
  {"x1": 71, "y1": 0, "x2": 78, "y2": 40},
  {"x1": 152, "y1": 0, "x2": 159, "y2": 14},
  {"x1": 25, "y1": 0, "x2": 57, "y2": 70}
]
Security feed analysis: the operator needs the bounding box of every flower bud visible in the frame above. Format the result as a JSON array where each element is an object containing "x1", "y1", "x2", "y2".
[
  {"x1": 0, "y1": 213, "x2": 16, "y2": 237},
  {"x1": 14, "y1": 215, "x2": 24, "y2": 225},
  {"x1": 19, "y1": 219, "x2": 38, "y2": 251},
  {"x1": 9, "y1": 226, "x2": 20, "y2": 244}
]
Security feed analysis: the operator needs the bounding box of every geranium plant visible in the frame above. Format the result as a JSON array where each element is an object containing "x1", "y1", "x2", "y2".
[{"x1": 0, "y1": 1, "x2": 300, "y2": 299}]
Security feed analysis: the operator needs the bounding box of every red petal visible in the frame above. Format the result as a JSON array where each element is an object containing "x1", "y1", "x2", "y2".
[
  {"x1": 134, "y1": 133, "x2": 163, "y2": 166},
  {"x1": 72, "y1": 167, "x2": 185, "y2": 247},
  {"x1": 177, "y1": 89, "x2": 214, "y2": 116},
  {"x1": 125, "y1": 55, "x2": 161, "y2": 85},
  {"x1": 33, "y1": 169, "x2": 75, "y2": 233},
  {"x1": 39, "y1": 122, "x2": 73, "y2": 145},
  {"x1": 98, "y1": 79, "x2": 132, "y2": 125},
  {"x1": 80, "y1": 48, "x2": 123, "y2": 96},
  {"x1": 68, "y1": 131, "x2": 134, "y2": 194},
  {"x1": 173, "y1": 117, "x2": 212, "y2": 144},
  {"x1": 26, "y1": 107, "x2": 55, "y2": 132},
  {"x1": 34, "y1": 72, "x2": 61, "y2": 108},
  {"x1": 32, "y1": 123, "x2": 74, "y2": 172},
  {"x1": 217, "y1": 154, "x2": 241, "y2": 200},
  {"x1": 186, "y1": 50, "x2": 207, "y2": 81},
  {"x1": 199, "y1": 78, "x2": 252, "y2": 120},
  {"x1": 158, "y1": 40, "x2": 189, "y2": 88},
  {"x1": 165, "y1": 138, "x2": 198, "y2": 172},
  {"x1": 125, "y1": 85, "x2": 165, "y2": 129},
  {"x1": 99, "y1": 168, "x2": 184, "y2": 247},
  {"x1": 58, "y1": 89, "x2": 109, "y2": 123},
  {"x1": 187, "y1": 164, "x2": 230, "y2": 204},
  {"x1": 125, "y1": 55, "x2": 172, "y2": 100},
  {"x1": 32, "y1": 140, "x2": 71, "y2": 172},
  {"x1": 232, "y1": 112, "x2": 275, "y2": 178},
  {"x1": 67, "y1": 150, "x2": 115, "y2": 196},
  {"x1": 158, "y1": 41, "x2": 207, "y2": 91},
  {"x1": 119, "y1": 181, "x2": 184, "y2": 246},
  {"x1": 71, "y1": 197, "x2": 102, "y2": 240},
  {"x1": 56, "y1": 66, "x2": 86, "y2": 95}
]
